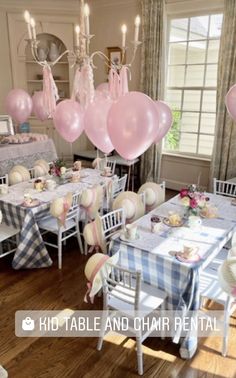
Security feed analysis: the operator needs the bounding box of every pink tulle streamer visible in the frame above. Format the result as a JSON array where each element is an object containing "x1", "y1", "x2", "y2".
[
  {"x1": 71, "y1": 62, "x2": 95, "y2": 108},
  {"x1": 108, "y1": 66, "x2": 130, "y2": 100},
  {"x1": 43, "y1": 65, "x2": 59, "y2": 118}
]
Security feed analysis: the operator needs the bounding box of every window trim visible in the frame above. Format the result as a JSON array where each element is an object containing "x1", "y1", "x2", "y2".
[{"x1": 164, "y1": 11, "x2": 223, "y2": 158}]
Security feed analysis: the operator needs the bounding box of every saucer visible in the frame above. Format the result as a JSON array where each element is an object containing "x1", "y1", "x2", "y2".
[
  {"x1": 120, "y1": 233, "x2": 140, "y2": 243},
  {"x1": 163, "y1": 218, "x2": 184, "y2": 227},
  {"x1": 21, "y1": 199, "x2": 41, "y2": 208},
  {"x1": 175, "y1": 252, "x2": 201, "y2": 263}
]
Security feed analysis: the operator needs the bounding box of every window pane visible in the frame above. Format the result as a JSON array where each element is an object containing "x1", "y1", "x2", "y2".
[
  {"x1": 189, "y1": 16, "x2": 209, "y2": 40},
  {"x1": 187, "y1": 41, "x2": 206, "y2": 64},
  {"x1": 168, "y1": 66, "x2": 185, "y2": 86},
  {"x1": 169, "y1": 42, "x2": 187, "y2": 64},
  {"x1": 200, "y1": 113, "x2": 216, "y2": 134},
  {"x1": 207, "y1": 40, "x2": 220, "y2": 63},
  {"x1": 202, "y1": 90, "x2": 216, "y2": 112},
  {"x1": 170, "y1": 18, "x2": 188, "y2": 42},
  {"x1": 209, "y1": 14, "x2": 223, "y2": 38},
  {"x1": 166, "y1": 90, "x2": 182, "y2": 109},
  {"x1": 205, "y1": 64, "x2": 217, "y2": 86},
  {"x1": 198, "y1": 134, "x2": 214, "y2": 155},
  {"x1": 185, "y1": 65, "x2": 205, "y2": 86},
  {"x1": 181, "y1": 112, "x2": 199, "y2": 132},
  {"x1": 183, "y1": 90, "x2": 201, "y2": 111},
  {"x1": 164, "y1": 110, "x2": 181, "y2": 151},
  {"x1": 179, "y1": 133, "x2": 198, "y2": 153}
]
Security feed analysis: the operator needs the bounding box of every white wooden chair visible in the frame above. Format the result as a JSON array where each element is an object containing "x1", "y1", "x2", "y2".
[
  {"x1": 0, "y1": 174, "x2": 8, "y2": 185},
  {"x1": 0, "y1": 222, "x2": 19, "y2": 259},
  {"x1": 100, "y1": 208, "x2": 125, "y2": 246},
  {"x1": 106, "y1": 160, "x2": 116, "y2": 175},
  {"x1": 97, "y1": 262, "x2": 167, "y2": 375},
  {"x1": 213, "y1": 178, "x2": 236, "y2": 197},
  {"x1": 112, "y1": 174, "x2": 127, "y2": 199},
  {"x1": 104, "y1": 174, "x2": 128, "y2": 212},
  {"x1": 38, "y1": 192, "x2": 83, "y2": 269},
  {"x1": 199, "y1": 247, "x2": 236, "y2": 356}
]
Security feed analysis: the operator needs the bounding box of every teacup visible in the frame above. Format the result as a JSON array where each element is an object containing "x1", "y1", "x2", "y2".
[
  {"x1": 182, "y1": 244, "x2": 198, "y2": 259},
  {"x1": 45, "y1": 179, "x2": 56, "y2": 191},
  {"x1": 125, "y1": 224, "x2": 137, "y2": 240},
  {"x1": 0, "y1": 184, "x2": 8, "y2": 195},
  {"x1": 71, "y1": 172, "x2": 80, "y2": 183},
  {"x1": 151, "y1": 216, "x2": 162, "y2": 233},
  {"x1": 104, "y1": 166, "x2": 111, "y2": 176}
]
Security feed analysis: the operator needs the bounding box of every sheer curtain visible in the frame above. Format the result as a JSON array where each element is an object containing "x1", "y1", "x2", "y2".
[
  {"x1": 140, "y1": 0, "x2": 166, "y2": 183},
  {"x1": 210, "y1": 0, "x2": 236, "y2": 184}
]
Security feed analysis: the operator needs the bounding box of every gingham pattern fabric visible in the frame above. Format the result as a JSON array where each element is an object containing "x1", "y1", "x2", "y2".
[
  {"x1": 109, "y1": 194, "x2": 236, "y2": 358},
  {"x1": 1, "y1": 200, "x2": 52, "y2": 269},
  {"x1": 0, "y1": 168, "x2": 117, "y2": 269}
]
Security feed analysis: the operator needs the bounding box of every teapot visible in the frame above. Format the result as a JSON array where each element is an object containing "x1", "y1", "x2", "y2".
[{"x1": 49, "y1": 42, "x2": 62, "y2": 62}]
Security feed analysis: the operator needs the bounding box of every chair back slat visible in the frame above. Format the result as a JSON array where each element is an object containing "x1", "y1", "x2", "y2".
[
  {"x1": 213, "y1": 178, "x2": 236, "y2": 198},
  {"x1": 101, "y1": 208, "x2": 125, "y2": 241},
  {"x1": 112, "y1": 174, "x2": 127, "y2": 199},
  {"x1": 102, "y1": 262, "x2": 141, "y2": 310},
  {"x1": 0, "y1": 174, "x2": 8, "y2": 185},
  {"x1": 106, "y1": 160, "x2": 116, "y2": 175}
]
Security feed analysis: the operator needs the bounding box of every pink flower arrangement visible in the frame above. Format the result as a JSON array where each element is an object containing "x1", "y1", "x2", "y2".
[
  {"x1": 49, "y1": 159, "x2": 67, "y2": 177},
  {"x1": 180, "y1": 185, "x2": 208, "y2": 215}
]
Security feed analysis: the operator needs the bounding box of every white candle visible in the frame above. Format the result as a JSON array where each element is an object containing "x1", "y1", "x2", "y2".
[
  {"x1": 121, "y1": 24, "x2": 127, "y2": 48},
  {"x1": 75, "y1": 25, "x2": 80, "y2": 47},
  {"x1": 24, "y1": 10, "x2": 32, "y2": 39},
  {"x1": 84, "y1": 3, "x2": 90, "y2": 36},
  {"x1": 30, "y1": 18, "x2": 36, "y2": 40},
  {"x1": 134, "y1": 15, "x2": 141, "y2": 42}
]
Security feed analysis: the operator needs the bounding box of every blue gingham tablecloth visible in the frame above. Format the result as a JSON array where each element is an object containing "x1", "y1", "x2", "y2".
[
  {"x1": 0, "y1": 169, "x2": 117, "y2": 269},
  {"x1": 1, "y1": 200, "x2": 52, "y2": 269},
  {"x1": 109, "y1": 196, "x2": 236, "y2": 357}
]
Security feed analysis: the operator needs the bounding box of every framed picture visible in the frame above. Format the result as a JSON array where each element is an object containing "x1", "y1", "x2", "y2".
[
  {"x1": 0, "y1": 115, "x2": 14, "y2": 136},
  {"x1": 107, "y1": 46, "x2": 125, "y2": 71}
]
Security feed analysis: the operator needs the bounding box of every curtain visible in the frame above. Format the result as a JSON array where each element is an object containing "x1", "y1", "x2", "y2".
[
  {"x1": 210, "y1": 0, "x2": 236, "y2": 185},
  {"x1": 140, "y1": 0, "x2": 165, "y2": 183}
]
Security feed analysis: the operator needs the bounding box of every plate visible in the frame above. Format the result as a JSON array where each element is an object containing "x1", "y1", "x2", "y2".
[
  {"x1": 163, "y1": 218, "x2": 184, "y2": 227},
  {"x1": 100, "y1": 172, "x2": 113, "y2": 177},
  {"x1": 199, "y1": 211, "x2": 218, "y2": 219},
  {"x1": 21, "y1": 199, "x2": 41, "y2": 208},
  {"x1": 119, "y1": 233, "x2": 140, "y2": 243},
  {"x1": 175, "y1": 252, "x2": 201, "y2": 263}
]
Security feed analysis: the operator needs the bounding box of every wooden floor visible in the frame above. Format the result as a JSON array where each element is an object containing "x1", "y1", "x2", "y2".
[{"x1": 0, "y1": 191, "x2": 236, "y2": 378}]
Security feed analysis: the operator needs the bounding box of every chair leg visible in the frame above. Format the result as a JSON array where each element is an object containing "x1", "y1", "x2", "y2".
[
  {"x1": 97, "y1": 310, "x2": 108, "y2": 351},
  {"x1": 84, "y1": 241, "x2": 88, "y2": 255},
  {"x1": 136, "y1": 332, "x2": 143, "y2": 375},
  {"x1": 58, "y1": 233, "x2": 62, "y2": 269},
  {"x1": 76, "y1": 222, "x2": 84, "y2": 254},
  {"x1": 222, "y1": 296, "x2": 232, "y2": 357}
]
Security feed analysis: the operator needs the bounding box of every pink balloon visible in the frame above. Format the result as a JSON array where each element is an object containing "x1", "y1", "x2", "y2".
[
  {"x1": 154, "y1": 101, "x2": 173, "y2": 143},
  {"x1": 5, "y1": 89, "x2": 32, "y2": 124},
  {"x1": 32, "y1": 91, "x2": 49, "y2": 121},
  {"x1": 225, "y1": 84, "x2": 236, "y2": 121},
  {"x1": 107, "y1": 92, "x2": 159, "y2": 160},
  {"x1": 84, "y1": 97, "x2": 114, "y2": 154},
  {"x1": 53, "y1": 100, "x2": 84, "y2": 143},
  {"x1": 96, "y1": 82, "x2": 110, "y2": 98}
]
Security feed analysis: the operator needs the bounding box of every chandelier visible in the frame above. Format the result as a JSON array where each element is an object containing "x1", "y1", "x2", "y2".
[{"x1": 23, "y1": 0, "x2": 141, "y2": 110}]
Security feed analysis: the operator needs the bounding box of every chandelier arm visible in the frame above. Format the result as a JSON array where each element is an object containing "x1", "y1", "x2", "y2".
[{"x1": 90, "y1": 51, "x2": 113, "y2": 70}]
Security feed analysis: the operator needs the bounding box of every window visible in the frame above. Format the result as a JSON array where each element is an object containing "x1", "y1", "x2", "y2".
[{"x1": 164, "y1": 14, "x2": 223, "y2": 157}]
